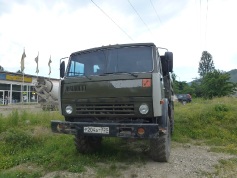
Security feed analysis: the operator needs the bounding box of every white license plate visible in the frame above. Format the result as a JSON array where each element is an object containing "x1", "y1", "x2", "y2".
[{"x1": 84, "y1": 126, "x2": 109, "y2": 134}]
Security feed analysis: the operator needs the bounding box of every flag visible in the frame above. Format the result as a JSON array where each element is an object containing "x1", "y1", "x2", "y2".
[
  {"x1": 20, "y1": 49, "x2": 26, "y2": 72},
  {"x1": 35, "y1": 52, "x2": 39, "y2": 74},
  {"x1": 48, "y1": 56, "x2": 52, "y2": 75}
]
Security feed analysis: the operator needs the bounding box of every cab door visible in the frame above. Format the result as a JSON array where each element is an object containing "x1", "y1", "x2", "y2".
[{"x1": 152, "y1": 50, "x2": 164, "y2": 117}]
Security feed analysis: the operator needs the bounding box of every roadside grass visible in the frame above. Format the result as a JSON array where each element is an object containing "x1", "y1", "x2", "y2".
[
  {"x1": 173, "y1": 97, "x2": 237, "y2": 154},
  {"x1": 0, "y1": 97, "x2": 237, "y2": 177}
]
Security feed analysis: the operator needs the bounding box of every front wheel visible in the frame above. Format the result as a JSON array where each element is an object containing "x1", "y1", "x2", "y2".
[
  {"x1": 150, "y1": 117, "x2": 171, "y2": 162},
  {"x1": 74, "y1": 135, "x2": 102, "y2": 153}
]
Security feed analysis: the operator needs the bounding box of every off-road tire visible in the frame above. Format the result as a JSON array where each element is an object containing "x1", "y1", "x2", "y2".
[
  {"x1": 74, "y1": 135, "x2": 102, "y2": 153},
  {"x1": 150, "y1": 117, "x2": 171, "y2": 162}
]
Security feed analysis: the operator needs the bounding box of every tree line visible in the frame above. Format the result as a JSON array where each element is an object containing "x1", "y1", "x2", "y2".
[{"x1": 172, "y1": 51, "x2": 237, "y2": 99}]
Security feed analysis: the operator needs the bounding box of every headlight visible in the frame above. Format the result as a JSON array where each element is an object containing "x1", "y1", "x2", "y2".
[
  {"x1": 139, "y1": 104, "x2": 149, "y2": 115},
  {"x1": 65, "y1": 105, "x2": 73, "y2": 114}
]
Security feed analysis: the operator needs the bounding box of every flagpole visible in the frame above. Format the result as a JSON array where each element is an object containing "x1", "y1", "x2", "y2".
[
  {"x1": 20, "y1": 48, "x2": 26, "y2": 103},
  {"x1": 22, "y1": 71, "x2": 25, "y2": 103},
  {"x1": 48, "y1": 69, "x2": 51, "y2": 80},
  {"x1": 48, "y1": 55, "x2": 52, "y2": 80},
  {"x1": 36, "y1": 52, "x2": 39, "y2": 78}
]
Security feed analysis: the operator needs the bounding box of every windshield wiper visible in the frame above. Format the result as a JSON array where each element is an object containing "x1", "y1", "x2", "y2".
[{"x1": 101, "y1": 72, "x2": 138, "y2": 77}]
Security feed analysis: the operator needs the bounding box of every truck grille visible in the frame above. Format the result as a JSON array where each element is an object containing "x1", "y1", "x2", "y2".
[{"x1": 75, "y1": 103, "x2": 134, "y2": 115}]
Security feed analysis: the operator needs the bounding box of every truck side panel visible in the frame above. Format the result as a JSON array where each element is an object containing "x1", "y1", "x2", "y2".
[
  {"x1": 152, "y1": 73, "x2": 163, "y2": 117},
  {"x1": 59, "y1": 80, "x2": 62, "y2": 114}
]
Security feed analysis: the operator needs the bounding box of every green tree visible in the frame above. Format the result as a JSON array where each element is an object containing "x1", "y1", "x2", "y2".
[
  {"x1": 201, "y1": 70, "x2": 237, "y2": 99},
  {"x1": 173, "y1": 80, "x2": 194, "y2": 95},
  {"x1": 171, "y1": 73, "x2": 194, "y2": 95},
  {"x1": 198, "y1": 51, "x2": 215, "y2": 77},
  {"x1": 190, "y1": 81, "x2": 202, "y2": 97},
  {"x1": 171, "y1": 73, "x2": 177, "y2": 82}
]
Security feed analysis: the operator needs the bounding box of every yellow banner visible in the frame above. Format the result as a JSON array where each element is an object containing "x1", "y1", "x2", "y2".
[{"x1": 6, "y1": 74, "x2": 32, "y2": 83}]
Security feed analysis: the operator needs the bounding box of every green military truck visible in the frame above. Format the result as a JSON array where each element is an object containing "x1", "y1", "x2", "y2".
[{"x1": 51, "y1": 43, "x2": 174, "y2": 162}]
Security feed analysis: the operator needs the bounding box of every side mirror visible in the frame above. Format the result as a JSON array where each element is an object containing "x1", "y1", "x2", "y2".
[
  {"x1": 60, "y1": 61, "x2": 65, "y2": 78},
  {"x1": 165, "y1": 52, "x2": 173, "y2": 72}
]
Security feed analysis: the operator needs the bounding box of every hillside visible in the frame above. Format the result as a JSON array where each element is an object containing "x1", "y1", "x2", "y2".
[
  {"x1": 228, "y1": 69, "x2": 237, "y2": 83},
  {"x1": 189, "y1": 69, "x2": 237, "y2": 84}
]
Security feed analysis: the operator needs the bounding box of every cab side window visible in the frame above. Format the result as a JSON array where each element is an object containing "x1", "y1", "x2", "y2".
[{"x1": 68, "y1": 61, "x2": 84, "y2": 76}]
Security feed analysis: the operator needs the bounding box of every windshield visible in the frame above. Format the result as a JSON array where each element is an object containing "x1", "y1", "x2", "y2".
[{"x1": 67, "y1": 46, "x2": 153, "y2": 77}]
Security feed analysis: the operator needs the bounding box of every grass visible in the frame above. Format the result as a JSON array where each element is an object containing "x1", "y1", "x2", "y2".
[
  {"x1": 173, "y1": 97, "x2": 237, "y2": 152},
  {"x1": 0, "y1": 110, "x2": 147, "y2": 177},
  {"x1": 0, "y1": 97, "x2": 237, "y2": 177}
]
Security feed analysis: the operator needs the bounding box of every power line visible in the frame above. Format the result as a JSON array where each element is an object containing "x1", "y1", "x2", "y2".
[
  {"x1": 199, "y1": 0, "x2": 209, "y2": 50},
  {"x1": 90, "y1": 0, "x2": 134, "y2": 42},
  {"x1": 127, "y1": 0, "x2": 153, "y2": 35},
  {"x1": 149, "y1": 0, "x2": 162, "y2": 24},
  {"x1": 199, "y1": 0, "x2": 202, "y2": 51},
  {"x1": 205, "y1": 0, "x2": 209, "y2": 49}
]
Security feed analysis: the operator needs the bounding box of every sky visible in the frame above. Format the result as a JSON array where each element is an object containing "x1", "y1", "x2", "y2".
[{"x1": 0, "y1": 0, "x2": 236, "y2": 82}]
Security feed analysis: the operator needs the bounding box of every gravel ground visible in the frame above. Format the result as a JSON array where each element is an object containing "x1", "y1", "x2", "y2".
[
  {"x1": 41, "y1": 142, "x2": 237, "y2": 178},
  {"x1": 123, "y1": 143, "x2": 236, "y2": 178}
]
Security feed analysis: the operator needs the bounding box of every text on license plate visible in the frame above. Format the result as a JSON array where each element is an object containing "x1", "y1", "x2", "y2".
[{"x1": 84, "y1": 126, "x2": 109, "y2": 134}]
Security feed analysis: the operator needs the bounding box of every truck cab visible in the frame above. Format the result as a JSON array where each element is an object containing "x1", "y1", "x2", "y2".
[{"x1": 51, "y1": 43, "x2": 174, "y2": 162}]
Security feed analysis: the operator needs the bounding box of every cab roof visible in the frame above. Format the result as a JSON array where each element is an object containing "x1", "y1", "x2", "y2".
[{"x1": 70, "y1": 43, "x2": 156, "y2": 56}]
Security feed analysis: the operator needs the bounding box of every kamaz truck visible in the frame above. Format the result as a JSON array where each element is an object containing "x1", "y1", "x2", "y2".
[{"x1": 51, "y1": 43, "x2": 174, "y2": 162}]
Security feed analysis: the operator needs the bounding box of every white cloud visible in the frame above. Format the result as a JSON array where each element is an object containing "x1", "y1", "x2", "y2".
[{"x1": 0, "y1": 0, "x2": 236, "y2": 81}]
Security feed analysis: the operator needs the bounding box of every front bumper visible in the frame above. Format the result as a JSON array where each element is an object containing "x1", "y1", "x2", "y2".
[{"x1": 51, "y1": 120, "x2": 160, "y2": 139}]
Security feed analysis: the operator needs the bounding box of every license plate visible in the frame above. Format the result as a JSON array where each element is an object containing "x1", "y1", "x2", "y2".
[{"x1": 84, "y1": 126, "x2": 109, "y2": 134}]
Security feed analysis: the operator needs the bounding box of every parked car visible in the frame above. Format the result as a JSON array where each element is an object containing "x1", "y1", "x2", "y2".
[{"x1": 176, "y1": 94, "x2": 192, "y2": 104}]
